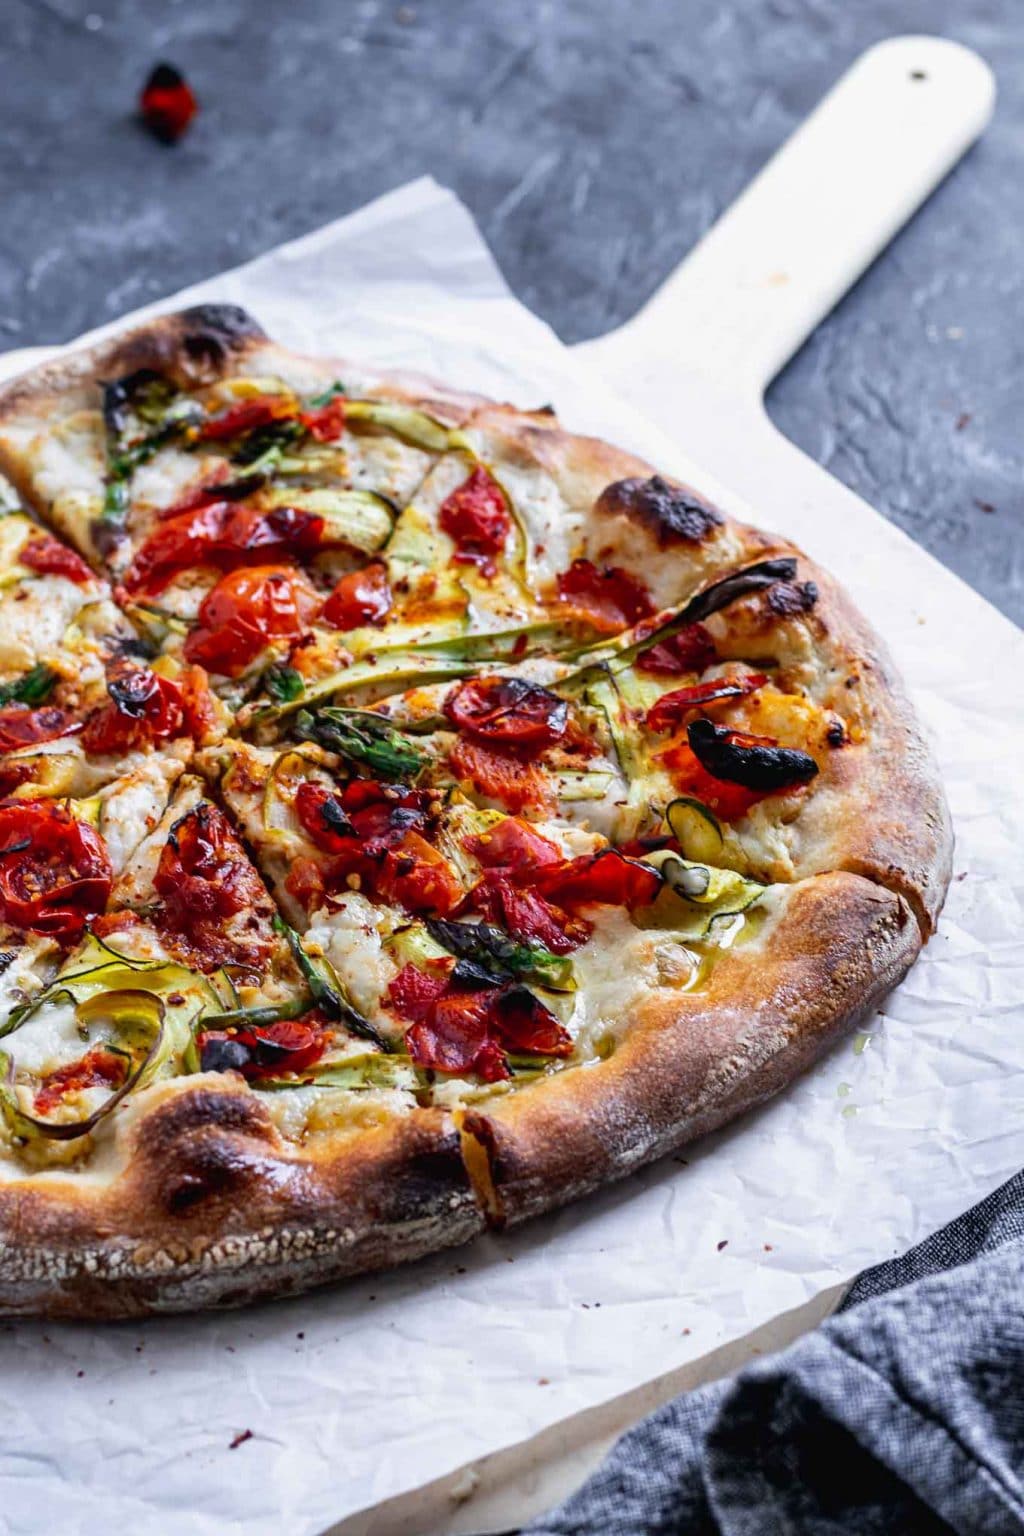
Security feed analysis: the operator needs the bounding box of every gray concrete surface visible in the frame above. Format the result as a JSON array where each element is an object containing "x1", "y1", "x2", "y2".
[{"x1": 1, "y1": 0, "x2": 1020, "y2": 620}]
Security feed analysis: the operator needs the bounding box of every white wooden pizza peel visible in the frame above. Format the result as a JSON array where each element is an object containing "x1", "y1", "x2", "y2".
[
  {"x1": 329, "y1": 36, "x2": 1005, "y2": 1536},
  {"x1": 0, "y1": 37, "x2": 1016, "y2": 1536}
]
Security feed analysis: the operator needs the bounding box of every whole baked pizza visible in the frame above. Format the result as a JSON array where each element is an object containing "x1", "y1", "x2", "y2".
[{"x1": 0, "y1": 306, "x2": 951, "y2": 1317}]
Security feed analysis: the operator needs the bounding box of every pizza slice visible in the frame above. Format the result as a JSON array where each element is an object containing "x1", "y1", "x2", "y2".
[{"x1": 0, "y1": 308, "x2": 486, "y2": 707}]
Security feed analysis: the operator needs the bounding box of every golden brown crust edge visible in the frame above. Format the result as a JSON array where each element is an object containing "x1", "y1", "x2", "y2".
[
  {"x1": 0, "y1": 1096, "x2": 483, "y2": 1319},
  {"x1": 459, "y1": 872, "x2": 920, "y2": 1229}
]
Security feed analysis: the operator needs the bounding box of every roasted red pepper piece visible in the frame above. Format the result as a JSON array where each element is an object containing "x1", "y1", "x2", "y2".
[
  {"x1": 645, "y1": 673, "x2": 767, "y2": 734},
  {"x1": 635, "y1": 621, "x2": 718, "y2": 677},
  {"x1": 20, "y1": 535, "x2": 93, "y2": 585},
  {"x1": 438, "y1": 466, "x2": 511, "y2": 575}
]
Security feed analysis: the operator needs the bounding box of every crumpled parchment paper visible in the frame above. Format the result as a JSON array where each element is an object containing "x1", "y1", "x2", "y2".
[{"x1": 0, "y1": 178, "x2": 1021, "y2": 1536}]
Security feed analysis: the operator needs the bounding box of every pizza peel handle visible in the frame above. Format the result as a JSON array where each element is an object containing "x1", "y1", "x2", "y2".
[{"x1": 574, "y1": 35, "x2": 995, "y2": 400}]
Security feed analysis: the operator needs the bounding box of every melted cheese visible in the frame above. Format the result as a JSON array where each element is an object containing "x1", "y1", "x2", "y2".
[{"x1": 306, "y1": 893, "x2": 400, "y2": 1019}]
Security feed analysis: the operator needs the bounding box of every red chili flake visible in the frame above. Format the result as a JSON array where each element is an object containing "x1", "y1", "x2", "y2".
[
  {"x1": 229, "y1": 1429, "x2": 253, "y2": 1450},
  {"x1": 139, "y1": 64, "x2": 199, "y2": 145}
]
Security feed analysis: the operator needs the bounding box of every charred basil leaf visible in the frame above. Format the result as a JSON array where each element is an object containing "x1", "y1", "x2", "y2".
[{"x1": 687, "y1": 718, "x2": 819, "y2": 791}]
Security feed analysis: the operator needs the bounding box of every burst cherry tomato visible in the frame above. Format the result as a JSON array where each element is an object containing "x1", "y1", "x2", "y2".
[
  {"x1": 198, "y1": 1012, "x2": 330, "y2": 1080},
  {"x1": 556, "y1": 559, "x2": 653, "y2": 633},
  {"x1": 444, "y1": 676, "x2": 568, "y2": 749},
  {"x1": 448, "y1": 737, "x2": 551, "y2": 815},
  {"x1": 123, "y1": 500, "x2": 325, "y2": 595},
  {"x1": 636, "y1": 622, "x2": 718, "y2": 677},
  {"x1": 0, "y1": 799, "x2": 112, "y2": 944},
  {"x1": 321, "y1": 561, "x2": 392, "y2": 630},
  {"x1": 0, "y1": 706, "x2": 78, "y2": 754},
  {"x1": 438, "y1": 466, "x2": 511, "y2": 574},
  {"x1": 80, "y1": 667, "x2": 185, "y2": 755},
  {"x1": 645, "y1": 673, "x2": 767, "y2": 735},
  {"x1": 301, "y1": 398, "x2": 346, "y2": 441},
  {"x1": 20, "y1": 535, "x2": 93, "y2": 585},
  {"x1": 386, "y1": 962, "x2": 451, "y2": 1023},
  {"x1": 528, "y1": 848, "x2": 662, "y2": 911},
  {"x1": 293, "y1": 781, "x2": 458, "y2": 916},
  {"x1": 183, "y1": 564, "x2": 319, "y2": 677},
  {"x1": 154, "y1": 802, "x2": 271, "y2": 969}
]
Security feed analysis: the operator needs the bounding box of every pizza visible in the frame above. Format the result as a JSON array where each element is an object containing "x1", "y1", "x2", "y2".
[{"x1": 0, "y1": 305, "x2": 951, "y2": 1317}]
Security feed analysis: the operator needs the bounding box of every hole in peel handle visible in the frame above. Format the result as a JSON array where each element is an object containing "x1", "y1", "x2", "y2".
[{"x1": 576, "y1": 36, "x2": 996, "y2": 403}]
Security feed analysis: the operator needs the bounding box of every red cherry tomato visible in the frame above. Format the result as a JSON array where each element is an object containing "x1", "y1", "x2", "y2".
[
  {"x1": 635, "y1": 621, "x2": 718, "y2": 677},
  {"x1": 0, "y1": 706, "x2": 78, "y2": 754},
  {"x1": 153, "y1": 802, "x2": 271, "y2": 970},
  {"x1": 438, "y1": 466, "x2": 511, "y2": 574},
  {"x1": 444, "y1": 676, "x2": 568, "y2": 749},
  {"x1": 528, "y1": 848, "x2": 662, "y2": 911},
  {"x1": 0, "y1": 799, "x2": 112, "y2": 944},
  {"x1": 321, "y1": 561, "x2": 392, "y2": 630},
  {"x1": 555, "y1": 559, "x2": 653, "y2": 634},
  {"x1": 20, "y1": 535, "x2": 93, "y2": 585},
  {"x1": 183, "y1": 564, "x2": 319, "y2": 677},
  {"x1": 300, "y1": 398, "x2": 346, "y2": 441},
  {"x1": 490, "y1": 988, "x2": 572, "y2": 1058},
  {"x1": 645, "y1": 673, "x2": 767, "y2": 735},
  {"x1": 80, "y1": 667, "x2": 185, "y2": 755},
  {"x1": 178, "y1": 664, "x2": 221, "y2": 744},
  {"x1": 376, "y1": 830, "x2": 463, "y2": 917}
]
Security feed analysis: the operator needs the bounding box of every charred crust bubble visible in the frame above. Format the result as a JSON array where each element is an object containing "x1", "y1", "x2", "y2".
[
  {"x1": 767, "y1": 580, "x2": 819, "y2": 617},
  {"x1": 597, "y1": 474, "x2": 724, "y2": 546},
  {"x1": 179, "y1": 304, "x2": 266, "y2": 372},
  {"x1": 687, "y1": 718, "x2": 819, "y2": 791}
]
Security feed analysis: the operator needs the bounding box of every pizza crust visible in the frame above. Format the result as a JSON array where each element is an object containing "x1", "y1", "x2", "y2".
[
  {"x1": 457, "y1": 871, "x2": 919, "y2": 1228},
  {"x1": 0, "y1": 1081, "x2": 481, "y2": 1318}
]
